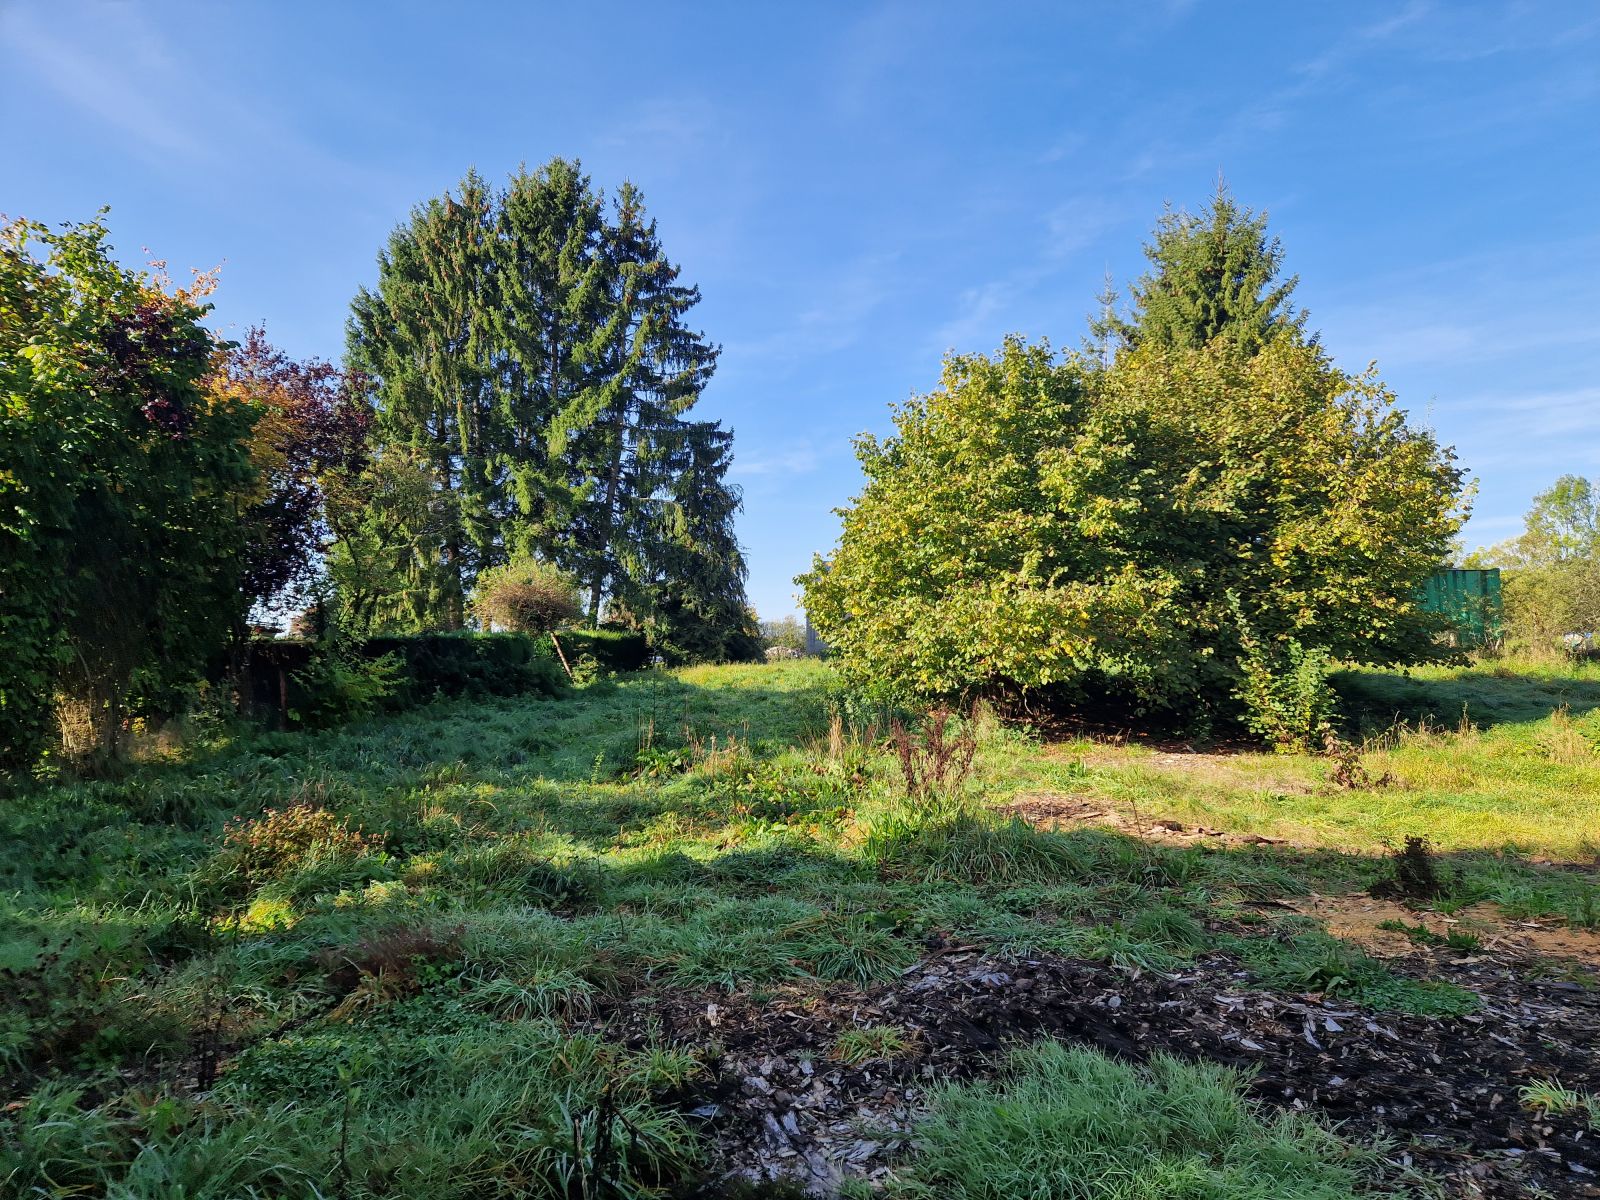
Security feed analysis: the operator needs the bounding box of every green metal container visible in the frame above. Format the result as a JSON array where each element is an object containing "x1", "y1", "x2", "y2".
[{"x1": 1421, "y1": 568, "x2": 1503, "y2": 646}]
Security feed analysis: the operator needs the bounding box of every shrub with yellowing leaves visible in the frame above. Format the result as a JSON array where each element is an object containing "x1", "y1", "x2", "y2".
[{"x1": 800, "y1": 336, "x2": 1465, "y2": 731}]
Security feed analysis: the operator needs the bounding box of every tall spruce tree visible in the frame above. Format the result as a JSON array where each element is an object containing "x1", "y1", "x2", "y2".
[
  {"x1": 1091, "y1": 182, "x2": 1306, "y2": 357},
  {"x1": 631, "y1": 419, "x2": 761, "y2": 663},
  {"x1": 492, "y1": 160, "x2": 611, "y2": 562},
  {"x1": 570, "y1": 181, "x2": 721, "y2": 623},
  {"x1": 348, "y1": 171, "x2": 499, "y2": 629},
  {"x1": 346, "y1": 161, "x2": 754, "y2": 657}
]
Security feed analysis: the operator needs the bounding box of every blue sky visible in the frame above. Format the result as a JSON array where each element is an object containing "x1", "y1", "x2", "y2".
[{"x1": 5, "y1": 1, "x2": 1598, "y2": 619}]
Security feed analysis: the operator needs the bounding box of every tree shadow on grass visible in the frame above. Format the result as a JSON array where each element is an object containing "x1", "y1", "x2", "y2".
[{"x1": 1334, "y1": 664, "x2": 1600, "y2": 733}]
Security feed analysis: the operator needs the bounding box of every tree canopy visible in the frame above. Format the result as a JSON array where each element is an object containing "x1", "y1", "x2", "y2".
[
  {"x1": 211, "y1": 328, "x2": 372, "y2": 625},
  {"x1": 802, "y1": 336, "x2": 1464, "y2": 722},
  {"x1": 1090, "y1": 182, "x2": 1306, "y2": 359},
  {"x1": 1472, "y1": 475, "x2": 1599, "y2": 570},
  {"x1": 806, "y1": 191, "x2": 1466, "y2": 733},
  {"x1": 346, "y1": 160, "x2": 756, "y2": 661},
  {"x1": 1468, "y1": 475, "x2": 1600, "y2": 652},
  {"x1": 0, "y1": 216, "x2": 259, "y2": 765}
]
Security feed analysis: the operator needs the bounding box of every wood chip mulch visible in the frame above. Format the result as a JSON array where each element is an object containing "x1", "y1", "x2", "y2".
[{"x1": 595, "y1": 947, "x2": 1600, "y2": 1198}]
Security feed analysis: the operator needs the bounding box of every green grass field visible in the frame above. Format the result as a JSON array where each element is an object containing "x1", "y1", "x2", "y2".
[
  {"x1": 3, "y1": 658, "x2": 1597, "y2": 1197},
  {"x1": 1046, "y1": 661, "x2": 1600, "y2": 865}
]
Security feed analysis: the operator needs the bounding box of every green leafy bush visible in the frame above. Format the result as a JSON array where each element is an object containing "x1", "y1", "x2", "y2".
[
  {"x1": 367, "y1": 633, "x2": 567, "y2": 703},
  {"x1": 1, "y1": 216, "x2": 258, "y2": 770},
  {"x1": 238, "y1": 633, "x2": 566, "y2": 723},
  {"x1": 556, "y1": 628, "x2": 651, "y2": 674},
  {"x1": 205, "y1": 802, "x2": 382, "y2": 895},
  {"x1": 472, "y1": 558, "x2": 582, "y2": 635},
  {"x1": 289, "y1": 643, "x2": 401, "y2": 728},
  {"x1": 801, "y1": 335, "x2": 1463, "y2": 737},
  {"x1": 1233, "y1": 604, "x2": 1339, "y2": 752}
]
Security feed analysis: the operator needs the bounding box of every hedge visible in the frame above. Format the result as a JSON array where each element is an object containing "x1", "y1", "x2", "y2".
[
  {"x1": 368, "y1": 633, "x2": 567, "y2": 705},
  {"x1": 235, "y1": 633, "x2": 567, "y2": 722},
  {"x1": 553, "y1": 628, "x2": 651, "y2": 674}
]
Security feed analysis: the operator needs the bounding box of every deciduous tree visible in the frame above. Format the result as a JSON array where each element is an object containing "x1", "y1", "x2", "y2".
[
  {"x1": 209, "y1": 328, "x2": 371, "y2": 626},
  {"x1": 1469, "y1": 475, "x2": 1600, "y2": 651},
  {"x1": 801, "y1": 335, "x2": 1465, "y2": 724},
  {"x1": 0, "y1": 215, "x2": 257, "y2": 766}
]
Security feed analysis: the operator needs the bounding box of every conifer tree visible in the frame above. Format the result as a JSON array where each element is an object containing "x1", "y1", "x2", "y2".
[
  {"x1": 348, "y1": 171, "x2": 499, "y2": 629},
  {"x1": 571, "y1": 181, "x2": 721, "y2": 622},
  {"x1": 345, "y1": 161, "x2": 755, "y2": 658},
  {"x1": 1092, "y1": 182, "x2": 1306, "y2": 356},
  {"x1": 623, "y1": 420, "x2": 760, "y2": 663},
  {"x1": 492, "y1": 160, "x2": 611, "y2": 561}
]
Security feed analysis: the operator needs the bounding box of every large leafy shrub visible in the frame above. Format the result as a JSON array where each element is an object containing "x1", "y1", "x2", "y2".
[
  {"x1": 801, "y1": 336, "x2": 1465, "y2": 728},
  {"x1": 0, "y1": 216, "x2": 258, "y2": 768},
  {"x1": 1233, "y1": 616, "x2": 1339, "y2": 752},
  {"x1": 237, "y1": 634, "x2": 566, "y2": 723},
  {"x1": 288, "y1": 642, "x2": 402, "y2": 728},
  {"x1": 555, "y1": 628, "x2": 651, "y2": 674},
  {"x1": 370, "y1": 633, "x2": 568, "y2": 701}
]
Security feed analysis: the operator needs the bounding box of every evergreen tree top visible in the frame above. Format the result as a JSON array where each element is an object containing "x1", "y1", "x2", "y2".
[{"x1": 1091, "y1": 181, "x2": 1309, "y2": 359}]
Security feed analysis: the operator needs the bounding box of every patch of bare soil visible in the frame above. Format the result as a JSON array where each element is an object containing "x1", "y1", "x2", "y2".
[
  {"x1": 1004, "y1": 790, "x2": 1292, "y2": 847},
  {"x1": 1288, "y1": 893, "x2": 1600, "y2": 969},
  {"x1": 598, "y1": 949, "x2": 1600, "y2": 1198}
]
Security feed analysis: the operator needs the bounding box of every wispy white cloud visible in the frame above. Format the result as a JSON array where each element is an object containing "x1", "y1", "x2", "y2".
[
  {"x1": 1045, "y1": 196, "x2": 1126, "y2": 259},
  {"x1": 925, "y1": 190, "x2": 1132, "y2": 355},
  {"x1": 1295, "y1": 0, "x2": 1433, "y2": 82},
  {"x1": 932, "y1": 280, "x2": 1013, "y2": 354},
  {"x1": 1132, "y1": 2, "x2": 1436, "y2": 178},
  {"x1": 732, "y1": 445, "x2": 820, "y2": 478},
  {"x1": 1317, "y1": 232, "x2": 1600, "y2": 376},
  {"x1": 1036, "y1": 131, "x2": 1088, "y2": 166},
  {"x1": 1403, "y1": 6, "x2": 1600, "y2": 63},
  {"x1": 1326, "y1": 304, "x2": 1599, "y2": 372},
  {"x1": 1441, "y1": 386, "x2": 1600, "y2": 474},
  {"x1": 827, "y1": 1, "x2": 922, "y2": 120},
  {"x1": 0, "y1": 1, "x2": 394, "y2": 196},
  {"x1": 1490, "y1": 386, "x2": 1600, "y2": 439},
  {"x1": 724, "y1": 251, "x2": 902, "y2": 368},
  {"x1": 1, "y1": 4, "x2": 206, "y2": 162},
  {"x1": 597, "y1": 95, "x2": 725, "y2": 166}
]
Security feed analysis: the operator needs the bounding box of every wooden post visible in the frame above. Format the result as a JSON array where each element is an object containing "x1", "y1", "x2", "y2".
[{"x1": 549, "y1": 632, "x2": 575, "y2": 682}]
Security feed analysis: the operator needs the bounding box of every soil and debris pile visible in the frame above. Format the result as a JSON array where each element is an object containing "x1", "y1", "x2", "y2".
[{"x1": 599, "y1": 948, "x2": 1600, "y2": 1198}]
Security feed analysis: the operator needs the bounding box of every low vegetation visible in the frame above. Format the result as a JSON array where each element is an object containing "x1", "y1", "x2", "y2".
[
  {"x1": 4, "y1": 656, "x2": 1597, "y2": 1196},
  {"x1": 6, "y1": 179, "x2": 1598, "y2": 1198},
  {"x1": 886, "y1": 1042, "x2": 1370, "y2": 1200}
]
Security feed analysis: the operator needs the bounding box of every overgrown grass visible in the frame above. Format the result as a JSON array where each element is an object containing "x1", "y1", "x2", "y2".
[
  {"x1": 2, "y1": 655, "x2": 1596, "y2": 1196},
  {"x1": 886, "y1": 1040, "x2": 1371, "y2": 1199}
]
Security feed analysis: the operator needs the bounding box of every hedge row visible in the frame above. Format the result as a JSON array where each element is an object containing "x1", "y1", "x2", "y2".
[
  {"x1": 237, "y1": 629, "x2": 647, "y2": 722},
  {"x1": 367, "y1": 633, "x2": 567, "y2": 705},
  {"x1": 553, "y1": 628, "x2": 651, "y2": 674}
]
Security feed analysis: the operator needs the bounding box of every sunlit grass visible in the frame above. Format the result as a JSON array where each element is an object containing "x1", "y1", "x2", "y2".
[
  {"x1": 3, "y1": 655, "x2": 1597, "y2": 1196},
  {"x1": 1008, "y1": 659, "x2": 1600, "y2": 860},
  {"x1": 886, "y1": 1040, "x2": 1371, "y2": 1200}
]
